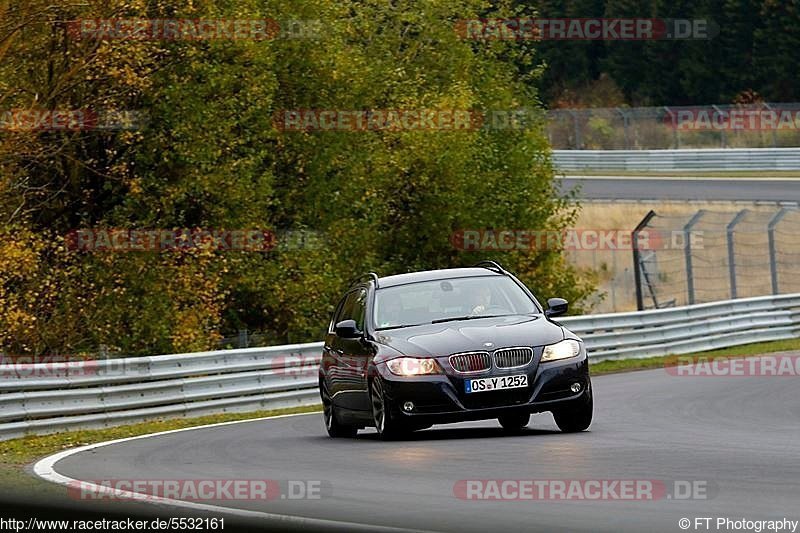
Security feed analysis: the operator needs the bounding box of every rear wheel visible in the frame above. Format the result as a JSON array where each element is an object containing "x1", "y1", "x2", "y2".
[
  {"x1": 498, "y1": 412, "x2": 530, "y2": 432},
  {"x1": 553, "y1": 391, "x2": 593, "y2": 433},
  {"x1": 370, "y1": 378, "x2": 407, "y2": 440},
  {"x1": 321, "y1": 381, "x2": 358, "y2": 438}
]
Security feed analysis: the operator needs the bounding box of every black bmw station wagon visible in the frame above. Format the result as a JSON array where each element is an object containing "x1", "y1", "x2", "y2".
[{"x1": 319, "y1": 262, "x2": 592, "y2": 439}]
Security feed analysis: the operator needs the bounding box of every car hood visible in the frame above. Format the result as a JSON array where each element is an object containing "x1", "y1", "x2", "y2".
[{"x1": 373, "y1": 315, "x2": 565, "y2": 358}]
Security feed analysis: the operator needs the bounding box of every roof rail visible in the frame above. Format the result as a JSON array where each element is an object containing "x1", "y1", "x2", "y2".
[
  {"x1": 473, "y1": 261, "x2": 506, "y2": 274},
  {"x1": 348, "y1": 272, "x2": 380, "y2": 289}
]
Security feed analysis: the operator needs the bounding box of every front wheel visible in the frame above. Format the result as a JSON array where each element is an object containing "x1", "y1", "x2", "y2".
[
  {"x1": 370, "y1": 378, "x2": 407, "y2": 440},
  {"x1": 553, "y1": 391, "x2": 593, "y2": 433},
  {"x1": 321, "y1": 381, "x2": 357, "y2": 438}
]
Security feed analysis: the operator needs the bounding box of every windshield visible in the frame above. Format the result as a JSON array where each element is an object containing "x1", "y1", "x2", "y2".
[{"x1": 373, "y1": 276, "x2": 539, "y2": 330}]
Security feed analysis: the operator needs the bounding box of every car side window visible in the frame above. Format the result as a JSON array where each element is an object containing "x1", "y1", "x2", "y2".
[
  {"x1": 351, "y1": 289, "x2": 367, "y2": 332},
  {"x1": 336, "y1": 288, "x2": 367, "y2": 333},
  {"x1": 329, "y1": 295, "x2": 349, "y2": 333}
]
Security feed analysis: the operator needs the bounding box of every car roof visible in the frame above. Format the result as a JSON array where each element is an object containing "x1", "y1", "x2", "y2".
[{"x1": 375, "y1": 268, "x2": 504, "y2": 288}]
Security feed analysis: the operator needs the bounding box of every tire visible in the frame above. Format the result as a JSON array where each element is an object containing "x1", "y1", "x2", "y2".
[
  {"x1": 370, "y1": 378, "x2": 407, "y2": 440},
  {"x1": 553, "y1": 391, "x2": 593, "y2": 433},
  {"x1": 498, "y1": 412, "x2": 530, "y2": 432},
  {"x1": 321, "y1": 381, "x2": 358, "y2": 438}
]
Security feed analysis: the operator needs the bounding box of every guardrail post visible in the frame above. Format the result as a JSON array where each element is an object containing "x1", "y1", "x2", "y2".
[
  {"x1": 712, "y1": 105, "x2": 726, "y2": 148},
  {"x1": 726, "y1": 209, "x2": 749, "y2": 299},
  {"x1": 684, "y1": 210, "x2": 706, "y2": 305},
  {"x1": 763, "y1": 103, "x2": 778, "y2": 147},
  {"x1": 569, "y1": 110, "x2": 582, "y2": 149},
  {"x1": 633, "y1": 210, "x2": 657, "y2": 311},
  {"x1": 616, "y1": 108, "x2": 631, "y2": 149},
  {"x1": 768, "y1": 208, "x2": 791, "y2": 295},
  {"x1": 664, "y1": 106, "x2": 680, "y2": 149}
]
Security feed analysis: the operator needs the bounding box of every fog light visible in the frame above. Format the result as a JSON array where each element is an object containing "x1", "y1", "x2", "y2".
[
  {"x1": 570, "y1": 382, "x2": 582, "y2": 393},
  {"x1": 403, "y1": 401, "x2": 415, "y2": 412}
]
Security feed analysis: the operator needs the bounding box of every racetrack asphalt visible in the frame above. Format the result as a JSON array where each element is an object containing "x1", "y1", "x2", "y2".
[
  {"x1": 558, "y1": 176, "x2": 800, "y2": 202},
  {"x1": 46, "y1": 367, "x2": 800, "y2": 532}
]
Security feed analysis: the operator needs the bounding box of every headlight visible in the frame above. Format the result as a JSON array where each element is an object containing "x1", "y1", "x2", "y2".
[
  {"x1": 541, "y1": 339, "x2": 581, "y2": 362},
  {"x1": 386, "y1": 357, "x2": 442, "y2": 376}
]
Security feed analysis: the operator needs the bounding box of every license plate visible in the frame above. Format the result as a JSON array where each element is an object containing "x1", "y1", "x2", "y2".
[{"x1": 465, "y1": 374, "x2": 528, "y2": 393}]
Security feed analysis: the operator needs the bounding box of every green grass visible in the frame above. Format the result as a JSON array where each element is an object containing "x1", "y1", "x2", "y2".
[
  {"x1": 561, "y1": 170, "x2": 800, "y2": 178},
  {"x1": 1, "y1": 404, "x2": 321, "y2": 466},
  {"x1": 0, "y1": 404, "x2": 321, "y2": 500},
  {"x1": 591, "y1": 337, "x2": 800, "y2": 375}
]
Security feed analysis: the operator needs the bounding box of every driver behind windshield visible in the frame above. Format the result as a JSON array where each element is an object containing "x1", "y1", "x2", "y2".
[{"x1": 469, "y1": 285, "x2": 493, "y2": 316}]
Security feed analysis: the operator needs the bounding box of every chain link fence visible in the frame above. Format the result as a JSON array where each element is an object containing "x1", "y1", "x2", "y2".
[
  {"x1": 634, "y1": 208, "x2": 800, "y2": 310},
  {"x1": 547, "y1": 103, "x2": 800, "y2": 150}
]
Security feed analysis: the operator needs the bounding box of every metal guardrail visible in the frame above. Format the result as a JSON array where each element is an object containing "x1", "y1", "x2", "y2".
[
  {"x1": 565, "y1": 294, "x2": 800, "y2": 359},
  {"x1": 552, "y1": 148, "x2": 800, "y2": 171},
  {"x1": 2, "y1": 294, "x2": 799, "y2": 440}
]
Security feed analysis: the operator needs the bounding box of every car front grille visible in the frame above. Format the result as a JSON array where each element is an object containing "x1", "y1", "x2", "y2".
[
  {"x1": 449, "y1": 351, "x2": 492, "y2": 373},
  {"x1": 493, "y1": 347, "x2": 534, "y2": 369}
]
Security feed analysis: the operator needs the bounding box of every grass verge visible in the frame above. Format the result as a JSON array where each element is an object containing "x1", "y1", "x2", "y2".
[
  {"x1": 591, "y1": 337, "x2": 800, "y2": 375},
  {"x1": 0, "y1": 404, "x2": 321, "y2": 499}
]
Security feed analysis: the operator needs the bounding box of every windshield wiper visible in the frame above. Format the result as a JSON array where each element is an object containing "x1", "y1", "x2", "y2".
[
  {"x1": 376, "y1": 323, "x2": 427, "y2": 331},
  {"x1": 431, "y1": 314, "x2": 505, "y2": 324}
]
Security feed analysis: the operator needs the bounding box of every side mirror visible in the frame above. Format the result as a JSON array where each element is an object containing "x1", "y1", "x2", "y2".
[
  {"x1": 545, "y1": 298, "x2": 569, "y2": 318},
  {"x1": 334, "y1": 319, "x2": 362, "y2": 339}
]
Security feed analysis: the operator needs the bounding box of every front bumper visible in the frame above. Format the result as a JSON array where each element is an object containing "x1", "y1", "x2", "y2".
[{"x1": 376, "y1": 350, "x2": 590, "y2": 425}]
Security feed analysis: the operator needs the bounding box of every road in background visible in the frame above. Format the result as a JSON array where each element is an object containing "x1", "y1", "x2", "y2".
[{"x1": 559, "y1": 176, "x2": 800, "y2": 202}]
